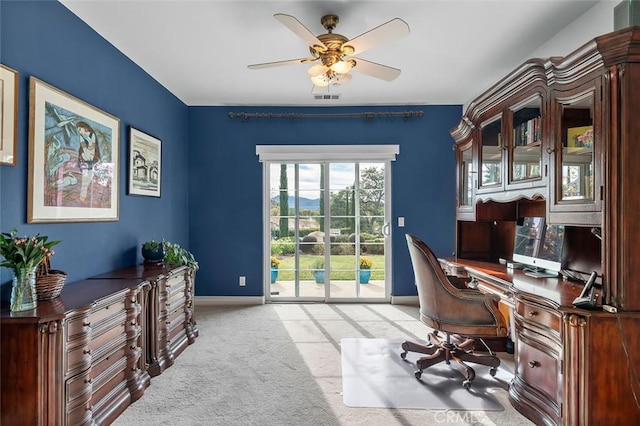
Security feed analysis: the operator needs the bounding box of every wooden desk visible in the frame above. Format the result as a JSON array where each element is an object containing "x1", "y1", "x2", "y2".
[{"x1": 440, "y1": 258, "x2": 640, "y2": 426}]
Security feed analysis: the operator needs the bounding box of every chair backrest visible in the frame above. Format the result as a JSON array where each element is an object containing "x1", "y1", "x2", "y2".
[{"x1": 405, "y1": 233, "x2": 506, "y2": 336}]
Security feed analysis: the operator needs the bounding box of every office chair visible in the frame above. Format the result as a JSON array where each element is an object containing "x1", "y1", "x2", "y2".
[{"x1": 401, "y1": 233, "x2": 508, "y2": 389}]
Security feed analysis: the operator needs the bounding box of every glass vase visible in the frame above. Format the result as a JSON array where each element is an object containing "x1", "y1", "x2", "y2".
[{"x1": 10, "y1": 266, "x2": 38, "y2": 312}]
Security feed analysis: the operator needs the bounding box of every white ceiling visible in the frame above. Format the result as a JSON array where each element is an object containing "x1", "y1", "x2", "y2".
[{"x1": 60, "y1": 0, "x2": 602, "y2": 107}]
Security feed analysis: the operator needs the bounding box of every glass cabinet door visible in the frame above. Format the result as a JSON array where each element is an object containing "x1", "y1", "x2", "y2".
[
  {"x1": 549, "y1": 78, "x2": 602, "y2": 225},
  {"x1": 558, "y1": 92, "x2": 595, "y2": 202},
  {"x1": 479, "y1": 116, "x2": 503, "y2": 189},
  {"x1": 459, "y1": 142, "x2": 473, "y2": 207},
  {"x1": 510, "y1": 95, "x2": 542, "y2": 184}
]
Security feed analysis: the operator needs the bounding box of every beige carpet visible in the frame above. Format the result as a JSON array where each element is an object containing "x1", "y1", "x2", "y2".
[{"x1": 113, "y1": 303, "x2": 534, "y2": 426}]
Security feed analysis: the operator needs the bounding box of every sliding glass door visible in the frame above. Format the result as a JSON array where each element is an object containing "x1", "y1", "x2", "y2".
[{"x1": 266, "y1": 160, "x2": 390, "y2": 302}]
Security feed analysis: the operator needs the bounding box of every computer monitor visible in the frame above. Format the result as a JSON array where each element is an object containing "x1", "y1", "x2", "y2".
[{"x1": 512, "y1": 217, "x2": 565, "y2": 278}]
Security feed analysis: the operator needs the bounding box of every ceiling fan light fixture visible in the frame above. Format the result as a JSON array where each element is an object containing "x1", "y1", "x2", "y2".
[
  {"x1": 307, "y1": 64, "x2": 328, "y2": 77},
  {"x1": 330, "y1": 60, "x2": 353, "y2": 74},
  {"x1": 334, "y1": 73, "x2": 352, "y2": 84},
  {"x1": 311, "y1": 74, "x2": 330, "y2": 87}
]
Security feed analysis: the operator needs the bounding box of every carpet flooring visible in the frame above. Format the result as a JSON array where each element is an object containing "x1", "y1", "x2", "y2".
[
  {"x1": 342, "y1": 338, "x2": 510, "y2": 410},
  {"x1": 113, "y1": 303, "x2": 534, "y2": 426}
]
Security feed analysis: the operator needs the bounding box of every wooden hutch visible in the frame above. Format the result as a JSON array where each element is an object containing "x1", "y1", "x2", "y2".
[
  {"x1": 446, "y1": 27, "x2": 640, "y2": 425},
  {"x1": 0, "y1": 264, "x2": 197, "y2": 425}
]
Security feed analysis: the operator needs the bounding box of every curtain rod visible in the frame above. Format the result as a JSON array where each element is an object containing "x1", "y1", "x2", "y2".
[{"x1": 228, "y1": 110, "x2": 424, "y2": 121}]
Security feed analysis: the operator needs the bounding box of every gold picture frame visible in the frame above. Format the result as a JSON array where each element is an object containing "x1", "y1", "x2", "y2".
[
  {"x1": 0, "y1": 64, "x2": 19, "y2": 166},
  {"x1": 128, "y1": 126, "x2": 162, "y2": 197},
  {"x1": 28, "y1": 77, "x2": 120, "y2": 223}
]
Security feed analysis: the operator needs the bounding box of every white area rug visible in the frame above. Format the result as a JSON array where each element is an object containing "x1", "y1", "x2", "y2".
[{"x1": 341, "y1": 338, "x2": 511, "y2": 411}]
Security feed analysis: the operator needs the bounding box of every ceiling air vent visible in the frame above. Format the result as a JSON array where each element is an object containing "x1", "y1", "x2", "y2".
[{"x1": 313, "y1": 93, "x2": 341, "y2": 100}]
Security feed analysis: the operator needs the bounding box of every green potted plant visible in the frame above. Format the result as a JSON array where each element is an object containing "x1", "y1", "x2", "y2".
[
  {"x1": 142, "y1": 239, "x2": 166, "y2": 264},
  {"x1": 270, "y1": 256, "x2": 280, "y2": 283},
  {"x1": 312, "y1": 258, "x2": 325, "y2": 284},
  {"x1": 0, "y1": 228, "x2": 61, "y2": 311},
  {"x1": 359, "y1": 256, "x2": 373, "y2": 284},
  {"x1": 164, "y1": 241, "x2": 199, "y2": 271}
]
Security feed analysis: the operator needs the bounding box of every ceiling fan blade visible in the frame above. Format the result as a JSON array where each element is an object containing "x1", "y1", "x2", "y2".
[
  {"x1": 351, "y1": 58, "x2": 401, "y2": 81},
  {"x1": 344, "y1": 18, "x2": 410, "y2": 55},
  {"x1": 274, "y1": 14, "x2": 326, "y2": 51},
  {"x1": 248, "y1": 58, "x2": 316, "y2": 70}
]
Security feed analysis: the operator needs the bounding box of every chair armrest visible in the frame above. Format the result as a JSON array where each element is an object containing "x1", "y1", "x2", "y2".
[{"x1": 446, "y1": 275, "x2": 471, "y2": 290}]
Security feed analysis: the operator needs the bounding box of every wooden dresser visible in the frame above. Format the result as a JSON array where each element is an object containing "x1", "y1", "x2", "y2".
[
  {"x1": 0, "y1": 264, "x2": 198, "y2": 425},
  {"x1": 1, "y1": 279, "x2": 150, "y2": 425},
  {"x1": 90, "y1": 264, "x2": 198, "y2": 376},
  {"x1": 449, "y1": 27, "x2": 640, "y2": 425}
]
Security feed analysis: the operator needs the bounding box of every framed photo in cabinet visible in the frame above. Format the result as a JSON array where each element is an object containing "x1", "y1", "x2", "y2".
[
  {"x1": 567, "y1": 125, "x2": 593, "y2": 149},
  {"x1": 0, "y1": 64, "x2": 18, "y2": 166},
  {"x1": 27, "y1": 77, "x2": 120, "y2": 223},
  {"x1": 128, "y1": 127, "x2": 161, "y2": 197}
]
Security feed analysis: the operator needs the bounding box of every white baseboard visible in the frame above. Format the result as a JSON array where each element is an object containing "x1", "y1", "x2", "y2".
[
  {"x1": 195, "y1": 296, "x2": 265, "y2": 306},
  {"x1": 195, "y1": 295, "x2": 416, "y2": 306},
  {"x1": 390, "y1": 295, "x2": 419, "y2": 306}
]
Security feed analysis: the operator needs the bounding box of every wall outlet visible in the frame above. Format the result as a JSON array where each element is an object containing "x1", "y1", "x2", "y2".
[
  {"x1": 398, "y1": 217, "x2": 405, "y2": 227},
  {"x1": 239, "y1": 276, "x2": 246, "y2": 286}
]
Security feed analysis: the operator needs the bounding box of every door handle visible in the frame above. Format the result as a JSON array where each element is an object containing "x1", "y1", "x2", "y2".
[{"x1": 382, "y1": 223, "x2": 390, "y2": 236}]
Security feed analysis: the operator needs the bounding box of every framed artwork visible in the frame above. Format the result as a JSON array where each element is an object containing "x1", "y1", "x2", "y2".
[
  {"x1": 567, "y1": 125, "x2": 593, "y2": 149},
  {"x1": 128, "y1": 127, "x2": 161, "y2": 197},
  {"x1": 28, "y1": 77, "x2": 120, "y2": 223},
  {"x1": 0, "y1": 64, "x2": 18, "y2": 166}
]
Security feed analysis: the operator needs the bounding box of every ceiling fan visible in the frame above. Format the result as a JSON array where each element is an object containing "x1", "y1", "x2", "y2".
[{"x1": 248, "y1": 13, "x2": 410, "y2": 92}]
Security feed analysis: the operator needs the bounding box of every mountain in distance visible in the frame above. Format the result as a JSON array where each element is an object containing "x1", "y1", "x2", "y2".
[{"x1": 271, "y1": 196, "x2": 319, "y2": 211}]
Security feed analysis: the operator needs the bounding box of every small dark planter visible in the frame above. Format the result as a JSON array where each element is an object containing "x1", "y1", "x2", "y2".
[{"x1": 142, "y1": 244, "x2": 165, "y2": 264}]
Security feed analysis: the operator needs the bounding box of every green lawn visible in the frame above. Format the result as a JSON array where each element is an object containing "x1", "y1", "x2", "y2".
[{"x1": 273, "y1": 254, "x2": 385, "y2": 280}]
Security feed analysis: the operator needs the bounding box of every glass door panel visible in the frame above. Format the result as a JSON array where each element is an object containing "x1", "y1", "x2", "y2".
[
  {"x1": 480, "y1": 117, "x2": 503, "y2": 188},
  {"x1": 459, "y1": 143, "x2": 473, "y2": 207},
  {"x1": 559, "y1": 93, "x2": 594, "y2": 201},
  {"x1": 510, "y1": 96, "x2": 542, "y2": 183},
  {"x1": 268, "y1": 160, "x2": 388, "y2": 302}
]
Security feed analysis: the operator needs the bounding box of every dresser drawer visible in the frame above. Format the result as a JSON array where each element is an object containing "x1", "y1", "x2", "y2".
[
  {"x1": 89, "y1": 297, "x2": 127, "y2": 328},
  {"x1": 90, "y1": 316, "x2": 127, "y2": 356},
  {"x1": 65, "y1": 370, "x2": 92, "y2": 407},
  {"x1": 516, "y1": 300, "x2": 561, "y2": 333},
  {"x1": 65, "y1": 344, "x2": 91, "y2": 377},
  {"x1": 516, "y1": 338, "x2": 561, "y2": 405},
  {"x1": 65, "y1": 313, "x2": 91, "y2": 342}
]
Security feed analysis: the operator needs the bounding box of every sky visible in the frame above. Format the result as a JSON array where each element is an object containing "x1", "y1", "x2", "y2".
[{"x1": 268, "y1": 162, "x2": 384, "y2": 199}]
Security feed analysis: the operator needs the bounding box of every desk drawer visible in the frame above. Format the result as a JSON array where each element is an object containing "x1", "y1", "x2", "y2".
[
  {"x1": 516, "y1": 300, "x2": 560, "y2": 333},
  {"x1": 516, "y1": 338, "x2": 561, "y2": 407}
]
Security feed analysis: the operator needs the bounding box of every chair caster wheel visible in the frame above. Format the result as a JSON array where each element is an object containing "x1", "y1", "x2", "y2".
[
  {"x1": 463, "y1": 380, "x2": 472, "y2": 389},
  {"x1": 414, "y1": 370, "x2": 422, "y2": 379},
  {"x1": 400, "y1": 352, "x2": 407, "y2": 360},
  {"x1": 489, "y1": 367, "x2": 497, "y2": 377}
]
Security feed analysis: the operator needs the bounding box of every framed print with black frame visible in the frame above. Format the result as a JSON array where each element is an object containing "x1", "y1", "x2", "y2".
[
  {"x1": 1, "y1": 64, "x2": 18, "y2": 166},
  {"x1": 128, "y1": 127, "x2": 161, "y2": 197},
  {"x1": 28, "y1": 77, "x2": 120, "y2": 223}
]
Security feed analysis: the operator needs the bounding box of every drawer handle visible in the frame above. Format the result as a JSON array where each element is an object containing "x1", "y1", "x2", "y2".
[
  {"x1": 83, "y1": 349, "x2": 92, "y2": 355},
  {"x1": 131, "y1": 321, "x2": 137, "y2": 326},
  {"x1": 85, "y1": 378, "x2": 93, "y2": 384},
  {"x1": 529, "y1": 361, "x2": 539, "y2": 368},
  {"x1": 83, "y1": 321, "x2": 91, "y2": 327},
  {"x1": 528, "y1": 311, "x2": 538, "y2": 317}
]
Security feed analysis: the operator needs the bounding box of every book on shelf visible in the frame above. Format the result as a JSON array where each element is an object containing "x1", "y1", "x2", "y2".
[{"x1": 513, "y1": 116, "x2": 541, "y2": 147}]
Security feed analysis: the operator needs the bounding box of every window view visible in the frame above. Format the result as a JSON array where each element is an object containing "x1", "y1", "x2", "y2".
[{"x1": 269, "y1": 162, "x2": 387, "y2": 300}]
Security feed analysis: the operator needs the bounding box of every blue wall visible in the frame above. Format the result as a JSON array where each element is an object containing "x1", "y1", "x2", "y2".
[
  {"x1": 0, "y1": 1, "x2": 189, "y2": 293},
  {"x1": 1, "y1": 0, "x2": 460, "y2": 300},
  {"x1": 188, "y1": 106, "x2": 460, "y2": 297}
]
